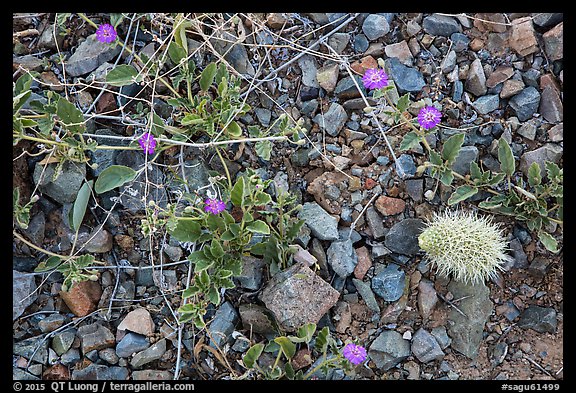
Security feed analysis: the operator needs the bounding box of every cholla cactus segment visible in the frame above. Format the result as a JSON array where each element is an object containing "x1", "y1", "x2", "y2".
[{"x1": 418, "y1": 210, "x2": 511, "y2": 285}]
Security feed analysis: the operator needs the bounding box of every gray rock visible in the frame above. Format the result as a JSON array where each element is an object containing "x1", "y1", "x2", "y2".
[
  {"x1": 22, "y1": 211, "x2": 45, "y2": 246},
  {"x1": 411, "y1": 328, "x2": 445, "y2": 362},
  {"x1": 51, "y1": 329, "x2": 76, "y2": 356},
  {"x1": 259, "y1": 263, "x2": 340, "y2": 332},
  {"x1": 130, "y1": 338, "x2": 167, "y2": 368},
  {"x1": 298, "y1": 202, "x2": 339, "y2": 241},
  {"x1": 60, "y1": 348, "x2": 81, "y2": 365},
  {"x1": 235, "y1": 256, "x2": 265, "y2": 290},
  {"x1": 33, "y1": 161, "x2": 86, "y2": 204},
  {"x1": 116, "y1": 332, "x2": 150, "y2": 358},
  {"x1": 99, "y1": 348, "x2": 119, "y2": 365},
  {"x1": 352, "y1": 278, "x2": 380, "y2": 314},
  {"x1": 13, "y1": 270, "x2": 37, "y2": 321},
  {"x1": 291, "y1": 148, "x2": 310, "y2": 167},
  {"x1": 163, "y1": 244, "x2": 182, "y2": 262},
  {"x1": 296, "y1": 224, "x2": 312, "y2": 248},
  {"x1": 517, "y1": 121, "x2": 538, "y2": 140},
  {"x1": 395, "y1": 153, "x2": 417, "y2": 179},
  {"x1": 74, "y1": 227, "x2": 113, "y2": 253},
  {"x1": 385, "y1": 58, "x2": 426, "y2": 94},
  {"x1": 508, "y1": 238, "x2": 528, "y2": 269},
  {"x1": 328, "y1": 33, "x2": 350, "y2": 54},
  {"x1": 208, "y1": 302, "x2": 239, "y2": 348},
  {"x1": 365, "y1": 206, "x2": 387, "y2": 240},
  {"x1": 362, "y1": 14, "x2": 390, "y2": 40},
  {"x1": 77, "y1": 323, "x2": 116, "y2": 354},
  {"x1": 531, "y1": 13, "x2": 563, "y2": 28},
  {"x1": 372, "y1": 264, "x2": 407, "y2": 302},
  {"x1": 38, "y1": 313, "x2": 66, "y2": 333},
  {"x1": 14, "y1": 336, "x2": 49, "y2": 364},
  {"x1": 255, "y1": 107, "x2": 272, "y2": 127},
  {"x1": 508, "y1": 86, "x2": 541, "y2": 121},
  {"x1": 539, "y1": 86, "x2": 563, "y2": 123},
  {"x1": 13, "y1": 256, "x2": 38, "y2": 273},
  {"x1": 472, "y1": 94, "x2": 500, "y2": 114},
  {"x1": 65, "y1": 34, "x2": 122, "y2": 76},
  {"x1": 447, "y1": 280, "x2": 493, "y2": 359},
  {"x1": 384, "y1": 218, "x2": 425, "y2": 256},
  {"x1": 169, "y1": 158, "x2": 211, "y2": 197},
  {"x1": 238, "y1": 303, "x2": 278, "y2": 335},
  {"x1": 452, "y1": 146, "x2": 479, "y2": 175},
  {"x1": 327, "y1": 240, "x2": 358, "y2": 278},
  {"x1": 334, "y1": 75, "x2": 365, "y2": 99},
  {"x1": 368, "y1": 330, "x2": 410, "y2": 371},
  {"x1": 452, "y1": 80, "x2": 464, "y2": 102},
  {"x1": 37, "y1": 23, "x2": 64, "y2": 51},
  {"x1": 450, "y1": 32, "x2": 470, "y2": 52},
  {"x1": 422, "y1": 14, "x2": 462, "y2": 36},
  {"x1": 405, "y1": 179, "x2": 423, "y2": 202},
  {"x1": 353, "y1": 34, "x2": 370, "y2": 53},
  {"x1": 87, "y1": 128, "x2": 128, "y2": 176},
  {"x1": 418, "y1": 279, "x2": 438, "y2": 319},
  {"x1": 518, "y1": 143, "x2": 563, "y2": 176},
  {"x1": 338, "y1": 228, "x2": 362, "y2": 243},
  {"x1": 517, "y1": 305, "x2": 557, "y2": 333},
  {"x1": 13, "y1": 367, "x2": 40, "y2": 380},
  {"x1": 298, "y1": 55, "x2": 319, "y2": 88},
  {"x1": 211, "y1": 32, "x2": 255, "y2": 76},
  {"x1": 465, "y1": 58, "x2": 487, "y2": 96},
  {"x1": 313, "y1": 102, "x2": 348, "y2": 137},
  {"x1": 431, "y1": 326, "x2": 452, "y2": 350},
  {"x1": 72, "y1": 363, "x2": 129, "y2": 380},
  {"x1": 440, "y1": 50, "x2": 457, "y2": 73},
  {"x1": 528, "y1": 257, "x2": 550, "y2": 281}
]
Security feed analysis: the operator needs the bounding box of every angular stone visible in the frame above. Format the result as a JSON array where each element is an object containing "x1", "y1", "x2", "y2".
[
  {"x1": 473, "y1": 13, "x2": 508, "y2": 33},
  {"x1": 509, "y1": 86, "x2": 541, "y2": 121},
  {"x1": 350, "y1": 55, "x2": 378, "y2": 75},
  {"x1": 72, "y1": 364, "x2": 129, "y2": 380},
  {"x1": 266, "y1": 13, "x2": 290, "y2": 29},
  {"x1": 486, "y1": 66, "x2": 515, "y2": 88},
  {"x1": 130, "y1": 339, "x2": 167, "y2": 368},
  {"x1": 517, "y1": 305, "x2": 557, "y2": 333},
  {"x1": 384, "y1": 218, "x2": 425, "y2": 256},
  {"x1": 411, "y1": 328, "x2": 445, "y2": 363},
  {"x1": 510, "y1": 17, "x2": 539, "y2": 57},
  {"x1": 298, "y1": 55, "x2": 319, "y2": 88},
  {"x1": 239, "y1": 303, "x2": 277, "y2": 334},
  {"x1": 452, "y1": 146, "x2": 479, "y2": 176},
  {"x1": 372, "y1": 264, "x2": 407, "y2": 302},
  {"x1": 517, "y1": 121, "x2": 538, "y2": 140},
  {"x1": 362, "y1": 14, "x2": 390, "y2": 40},
  {"x1": 519, "y1": 143, "x2": 563, "y2": 176},
  {"x1": 210, "y1": 31, "x2": 255, "y2": 76},
  {"x1": 418, "y1": 279, "x2": 438, "y2": 320},
  {"x1": 132, "y1": 370, "x2": 173, "y2": 380},
  {"x1": 77, "y1": 323, "x2": 115, "y2": 354},
  {"x1": 60, "y1": 281, "x2": 102, "y2": 317},
  {"x1": 116, "y1": 332, "x2": 150, "y2": 358},
  {"x1": 328, "y1": 32, "x2": 350, "y2": 54},
  {"x1": 431, "y1": 326, "x2": 452, "y2": 350},
  {"x1": 38, "y1": 314, "x2": 66, "y2": 333},
  {"x1": 65, "y1": 34, "x2": 122, "y2": 76},
  {"x1": 76, "y1": 227, "x2": 113, "y2": 253},
  {"x1": 207, "y1": 302, "x2": 239, "y2": 348},
  {"x1": 352, "y1": 278, "x2": 380, "y2": 314},
  {"x1": 500, "y1": 79, "x2": 525, "y2": 98},
  {"x1": 542, "y1": 22, "x2": 563, "y2": 61},
  {"x1": 353, "y1": 246, "x2": 372, "y2": 280},
  {"x1": 13, "y1": 270, "x2": 37, "y2": 321},
  {"x1": 395, "y1": 153, "x2": 417, "y2": 179},
  {"x1": 539, "y1": 86, "x2": 563, "y2": 123},
  {"x1": 312, "y1": 102, "x2": 348, "y2": 136},
  {"x1": 316, "y1": 63, "x2": 340, "y2": 93},
  {"x1": 368, "y1": 330, "x2": 410, "y2": 371},
  {"x1": 472, "y1": 94, "x2": 500, "y2": 114},
  {"x1": 385, "y1": 57, "x2": 425, "y2": 94},
  {"x1": 365, "y1": 206, "x2": 387, "y2": 240},
  {"x1": 465, "y1": 58, "x2": 487, "y2": 96},
  {"x1": 532, "y1": 13, "x2": 563, "y2": 28},
  {"x1": 375, "y1": 196, "x2": 406, "y2": 216},
  {"x1": 298, "y1": 202, "x2": 339, "y2": 241},
  {"x1": 405, "y1": 179, "x2": 423, "y2": 203},
  {"x1": 117, "y1": 308, "x2": 155, "y2": 336},
  {"x1": 51, "y1": 329, "x2": 76, "y2": 356},
  {"x1": 33, "y1": 161, "x2": 86, "y2": 204},
  {"x1": 334, "y1": 75, "x2": 365, "y2": 100},
  {"x1": 422, "y1": 14, "x2": 461, "y2": 36},
  {"x1": 447, "y1": 280, "x2": 493, "y2": 359},
  {"x1": 440, "y1": 50, "x2": 456, "y2": 73},
  {"x1": 259, "y1": 263, "x2": 340, "y2": 332},
  {"x1": 384, "y1": 41, "x2": 413, "y2": 66},
  {"x1": 235, "y1": 256, "x2": 265, "y2": 290},
  {"x1": 14, "y1": 336, "x2": 49, "y2": 364},
  {"x1": 327, "y1": 239, "x2": 358, "y2": 278}
]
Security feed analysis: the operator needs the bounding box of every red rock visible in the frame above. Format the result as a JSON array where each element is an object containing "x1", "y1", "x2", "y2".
[
  {"x1": 307, "y1": 171, "x2": 348, "y2": 214},
  {"x1": 43, "y1": 363, "x2": 70, "y2": 380},
  {"x1": 539, "y1": 86, "x2": 563, "y2": 123},
  {"x1": 384, "y1": 41, "x2": 413, "y2": 66},
  {"x1": 500, "y1": 79, "x2": 525, "y2": 98},
  {"x1": 350, "y1": 55, "x2": 378, "y2": 75},
  {"x1": 266, "y1": 13, "x2": 289, "y2": 29},
  {"x1": 510, "y1": 17, "x2": 539, "y2": 57},
  {"x1": 364, "y1": 178, "x2": 377, "y2": 190},
  {"x1": 473, "y1": 13, "x2": 508, "y2": 33},
  {"x1": 485, "y1": 66, "x2": 514, "y2": 88},
  {"x1": 117, "y1": 307, "x2": 155, "y2": 336},
  {"x1": 543, "y1": 22, "x2": 563, "y2": 61},
  {"x1": 375, "y1": 195, "x2": 406, "y2": 216},
  {"x1": 292, "y1": 348, "x2": 313, "y2": 370},
  {"x1": 96, "y1": 92, "x2": 118, "y2": 114},
  {"x1": 539, "y1": 73, "x2": 561, "y2": 94},
  {"x1": 60, "y1": 281, "x2": 102, "y2": 317},
  {"x1": 354, "y1": 246, "x2": 372, "y2": 280}
]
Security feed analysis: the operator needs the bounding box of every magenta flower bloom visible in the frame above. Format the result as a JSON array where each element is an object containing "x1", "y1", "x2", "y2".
[
  {"x1": 204, "y1": 198, "x2": 226, "y2": 214},
  {"x1": 138, "y1": 133, "x2": 157, "y2": 155},
  {"x1": 96, "y1": 23, "x2": 117, "y2": 44},
  {"x1": 342, "y1": 343, "x2": 367, "y2": 365},
  {"x1": 417, "y1": 106, "x2": 442, "y2": 130},
  {"x1": 362, "y1": 68, "x2": 388, "y2": 90}
]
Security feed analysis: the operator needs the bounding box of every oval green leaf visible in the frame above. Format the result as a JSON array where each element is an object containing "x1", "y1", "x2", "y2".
[
  {"x1": 243, "y1": 343, "x2": 265, "y2": 369},
  {"x1": 57, "y1": 97, "x2": 85, "y2": 134},
  {"x1": 169, "y1": 219, "x2": 201, "y2": 243},
  {"x1": 274, "y1": 336, "x2": 296, "y2": 360},
  {"x1": 246, "y1": 220, "x2": 270, "y2": 235},
  {"x1": 94, "y1": 165, "x2": 137, "y2": 194},
  {"x1": 498, "y1": 137, "x2": 515, "y2": 176},
  {"x1": 71, "y1": 180, "x2": 93, "y2": 232},
  {"x1": 447, "y1": 185, "x2": 478, "y2": 205},
  {"x1": 225, "y1": 120, "x2": 242, "y2": 138},
  {"x1": 538, "y1": 231, "x2": 559, "y2": 253},
  {"x1": 230, "y1": 176, "x2": 245, "y2": 207},
  {"x1": 399, "y1": 131, "x2": 421, "y2": 151},
  {"x1": 106, "y1": 64, "x2": 142, "y2": 87},
  {"x1": 200, "y1": 62, "x2": 217, "y2": 91},
  {"x1": 441, "y1": 133, "x2": 465, "y2": 165}
]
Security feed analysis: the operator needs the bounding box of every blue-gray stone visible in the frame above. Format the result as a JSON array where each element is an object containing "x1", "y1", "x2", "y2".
[
  {"x1": 395, "y1": 153, "x2": 417, "y2": 180},
  {"x1": 334, "y1": 75, "x2": 366, "y2": 99},
  {"x1": 372, "y1": 264, "x2": 406, "y2": 302},
  {"x1": 298, "y1": 202, "x2": 339, "y2": 241},
  {"x1": 384, "y1": 218, "x2": 425, "y2": 256},
  {"x1": 368, "y1": 330, "x2": 410, "y2": 371},
  {"x1": 377, "y1": 156, "x2": 390, "y2": 166},
  {"x1": 65, "y1": 34, "x2": 122, "y2": 76},
  {"x1": 352, "y1": 278, "x2": 380, "y2": 313},
  {"x1": 431, "y1": 326, "x2": 452, "y2": 350},
  {"x1": 13, "y1": 270, "x2": 37, "y2": 321},
  {"x1": 385, "y1": 58, "x2": 426, "y2": 94},
  {"x1": 450, "y1": 32, "x2": 470, "y2": 52},
  {"x1": 14, "y1": 336, "x2": 48, "y2": 364},
  {"x1": 422, "y1": 14, "x2": 462, "y2": 36},
  {"x1": 411, "y1": 328, "x2": 445, "y2": 362},
  {"x1": 362, "y1": 14, "x2": 390, "y2": 40},
  {"x1": 353, "y1": 34, "x2": 370, "y2": 53},
  {"x1": 298, "y1": 55, "x2": 319, "y2": 88},
  {"x1": 72, "y1": 363, "x2": 129, "y2": 380},
  {"x1": 327, "y1": 239, "x2": 358, "y2": 278},
  {"x1": 235, "y1": 256, "x2": 265, "y2": 290},
  {"x1": 517, "y1": 305, "x2": 557, "y2": 333},
  {"x1": 116, "y1": 332, "x2": 150, "y2": 358},
  {"x1": 208, "y1": 302, "x2": 239, "y2": 348},
  {"x1": 254, "y1": 107, "x2": 272, "y2": 127},
  {"x1": 509, "y1": 86, "x2": 540, "y2": 121},
  {"x1": 313, "y1": 102, "x2": 348, "y2": 136},
  {"x1": 452, "y1": 80, "x2": 463, "y2": 102},
  {"x1": 365, "y1": 206, "x2": 387, "y2": 240},
  {"x1": 472, "y1": 94, "x2": 500, "y2": 114},
  {"x1": 452, "y1": 146, "x2": 479, "y2": 175},
  {"x1": 338, "y1": 227, "x2": 362, "y2": 243},
  {"x1": 32, "y1": 161, "x2": 86, "y2": 204}
]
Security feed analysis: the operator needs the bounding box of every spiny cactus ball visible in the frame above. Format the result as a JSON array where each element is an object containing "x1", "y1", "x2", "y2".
[{"x1": 418, "y1": 210, "x2": 511, "y2": 285}]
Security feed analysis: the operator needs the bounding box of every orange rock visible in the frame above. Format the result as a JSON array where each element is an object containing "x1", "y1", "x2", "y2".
[
  {"x1": 354, "y1": 246, "x2": 372, "y2": 280},
  {"x1": 375, "y1": 195, "x2": 406, "y2": 216},
  {"x1": 117, "y1": 307, "x2": 155, "y2": 336},
  {"x1": 43, "y1": 363, "x2": 70, "y2": 380},
  {"x1": 60, "y1": 281, "x2": 102, "y2": 317},
  {"x1": 364, "y1": 178, "x2": 377, "y2": 190},
  {"x1": 350, "y1": 55, "x2": 378, "y2": 75}
]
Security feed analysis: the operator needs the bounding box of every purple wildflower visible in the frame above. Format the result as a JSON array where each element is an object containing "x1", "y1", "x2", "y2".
[
  {"x1": 342, "y1": 343, "x2": 367, "y2": 365},
  {"x1": 96, "y1": 23, "x2": 117, "y2": 44},
  {"x1": 362, "y1": 68, "x2": 388, "y2": 90},
  {"x1": 138, "y1": 133, "x2": 157, "y2": 155},
  {"x1": 204, "y1": 198, "x2": 226, "y2": 214},
  {"x1": 417, "y1": 106, "x2": 442, "y2": 130}
]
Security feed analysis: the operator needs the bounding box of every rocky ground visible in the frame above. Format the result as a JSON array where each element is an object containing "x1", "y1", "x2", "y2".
[{"x1": 13, "y1": 13, "x2": 563, "y2": 381}]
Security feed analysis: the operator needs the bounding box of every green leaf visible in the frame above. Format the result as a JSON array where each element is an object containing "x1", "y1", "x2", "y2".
[
  {"x1": 243, "y1": 344, "x2": 265, "y2": 369},
  {"x1": 94, "y1": 165, "x2": 137, "y2": 194},
  {"x1": 447, "y1": 185, "x2": 478, "y2": 205},
  {"x1": 274, "y1": 337, "x2": 296, "y2": 360},
  {"x1": 485, "y1": 172, "x2": 506, "y2": 187},
  {"x1": 498, "y1": 137, "x2": 515, "y2": 176},
  {"x1": 199, "y1": 269, "x2": 211, "y2": 286},
  {"x1": 178, "y1": 303, "x2": 197, "y2": 314},
  {"x1": 470, "y1": 161, "x2": 482, "y2": 180},
  {"x1": 396, "y1": 93, "x2": 411, "y2": 113},
  {"x1": 219, "y1": 277, "x2": 235, "y2": 289},
  {"x1": 225, "y1": 120, "x2": 242, "y2": 137},
  {"x1": 13, "y1": 90, "x2": 31, "y2": 113},
  {"x1": 207, "y1": 285, "x2": 220, "y2": 305},
  {"x1": 538, "y1": 231, "x2": 559, "y2": 253},
  {"x1": 57, "y1": 97, "x2": 85, "y2": 134},
  {"x1": 254, "y1": 192, "x2": 272, "y2": 206},
  {"x1": 193, "y1": 258, "x2": 215, "y2": 273},
  {"x1": 544, "y1": 161, "x2": 561, "y2": 180},
  {"x1": 182, "y1": 286, "x2": 201, "y2": 298},
  {"x1": 527, "y1": 216, "x2": 542, "y2": 232},
  {"x1": 199, "y1": 62, "x2": 217, "y2": 91},
  {"x1": 527, "y1": 162, "x2": 542, "y2": 187},
  {"x1": 315, "y1": 326, "x2": 330, "y2": 353},
  {"x1": 34, "y1": 256, "x2": 62, "y2": 273},
  {"x1": 231, "y1": 176, "x2": 245, "y2": 207},
  {"x1": 439, "y1": 168, "x2": 454, "y2": 186},
  {"x1": 255, "y1": 140, "x2": 272, "y2": 161},
  {"x1": 210, "y1": 239, "x2": 224, "y2": 258},
  {"x1": 250, "y1": 242, "x2": 267, "y2": 256},
  {"x1": 71, "y1": 180, "x2": 93, "y2": 232},
  {"x1": 296, "y1": 323, "x2": 316, "y2": 343},
  {"x1": 14, "y1": 73, "x2": 32, "y2": 97},
  {"x1": 206, "y1": 214, "x2": 226, "y2": 232},
  {"x1": 441, "y1": 133, "x2": 465, "y2": 165},
  {"x1": 169, "y1": 220, "x2": 201, "y2": 243},
  {"x1": 285, "y1": 362, "x2": 295, "y2": 380},
  {"x1": 246, "y1": 220, "x2": 270, "y2": 235},
  {"x1": 105, "y1": 65, "x2": 142, "y2": 87},
  {"x1": 399, "y1": 131, "x2": 421, "y2": 151},
  {"x1": 286, "y1": 219, "x2": 305, "y2": 241},
  {"x1": 429, "y1": 150, "x2": 443, "y2": 166},
  {"x1": 220, "y1": 230, "x2": 235, "y2": 241},
  {"x1": 214, "y1": 63, "x2": 228, "y2": 86},
  {"x1": 168, "y1": 41, "x2": 187, "y2": 65}
]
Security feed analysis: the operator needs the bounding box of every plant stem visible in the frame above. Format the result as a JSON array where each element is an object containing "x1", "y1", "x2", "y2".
[{"x1": 214, "y1": 146, "x2": 232, "y2": 189}]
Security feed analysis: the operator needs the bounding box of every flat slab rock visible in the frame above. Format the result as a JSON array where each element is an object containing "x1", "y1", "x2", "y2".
[{"x1": 259, "y1": 263, "x2": 340, "y2": 332}]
